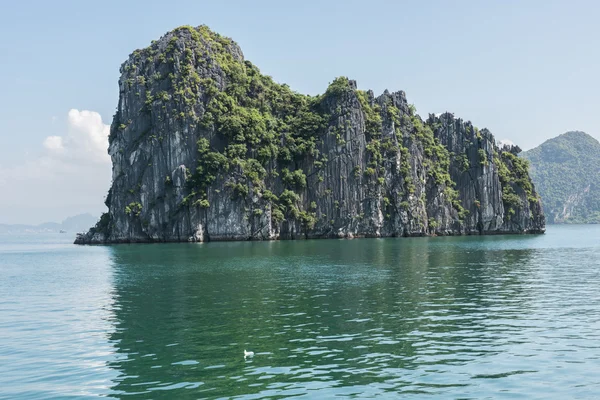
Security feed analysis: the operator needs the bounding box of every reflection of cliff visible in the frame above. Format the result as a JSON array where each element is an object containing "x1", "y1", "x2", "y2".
[
  {"x1": 105, "y1": 238, "x2": 537, "y2": 397},
  {"x1": 295, "y1": 237, "x2": 539, "y2": 370}
]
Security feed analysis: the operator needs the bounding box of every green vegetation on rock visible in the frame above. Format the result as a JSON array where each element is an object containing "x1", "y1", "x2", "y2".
[{"x1": 522, "y1": 131, "x2": 600, "y2": 223}]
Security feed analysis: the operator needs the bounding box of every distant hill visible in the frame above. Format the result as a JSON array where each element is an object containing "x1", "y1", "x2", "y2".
[
  {"x1": 522, "y1": 131, "x2": 600, "y2": 223},
  {"x1": 0, "y1": 213, "x2": 99, "y2": 234}
]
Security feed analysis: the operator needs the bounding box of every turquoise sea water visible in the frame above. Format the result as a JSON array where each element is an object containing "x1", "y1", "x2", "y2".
[{"x1": 1, "y1": 225, "x2": 599, "y2": 399}]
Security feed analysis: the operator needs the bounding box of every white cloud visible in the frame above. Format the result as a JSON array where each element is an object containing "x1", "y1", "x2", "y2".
[
  {"x1": 0, "y1": 109, "x2": 112, "y2": 224},
  {"x1": 43, "y1": 136, "x2": 64, "y2": 151},
  {"x1": 62, "y1": 109, "x2": 111, "y2": 164}
]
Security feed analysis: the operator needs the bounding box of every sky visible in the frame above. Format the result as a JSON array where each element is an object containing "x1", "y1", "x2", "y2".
[{"x1": 0, "y1": 0, "x2": 599, "y2": 224}]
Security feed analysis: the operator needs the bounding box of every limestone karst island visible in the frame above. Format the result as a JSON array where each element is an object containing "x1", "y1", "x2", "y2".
[
  {"x1": 76, "y1": 25, "x2": 545, "y2": 244},
  {"x1": 6, "y1": 3, "x2": 600, "y2": 398}
]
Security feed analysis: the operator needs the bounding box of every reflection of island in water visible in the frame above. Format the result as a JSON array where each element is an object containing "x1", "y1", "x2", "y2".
[{"x1": 105, "y1": 236, "x2": 538, "y2": 398}]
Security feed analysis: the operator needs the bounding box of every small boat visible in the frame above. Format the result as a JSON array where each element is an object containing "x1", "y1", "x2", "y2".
[{"x1": 59, "y1": 230, "x2": 66, "y2": 233}]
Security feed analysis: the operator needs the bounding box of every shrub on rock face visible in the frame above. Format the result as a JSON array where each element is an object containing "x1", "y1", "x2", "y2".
[{"x1": 125, "y1": 202, "x2": 142, "y2": 217}]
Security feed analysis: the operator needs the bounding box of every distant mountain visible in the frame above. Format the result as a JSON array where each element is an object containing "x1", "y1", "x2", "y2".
[
  {"x1": 0, "y1": 213, "x2": 99, "y2": 234},
  {"x1": 522, "y1": 131, "x2": 600, "y2": 223},
  {"x1": 60, "y1": 214, "x2": 101, "y2": 232}
]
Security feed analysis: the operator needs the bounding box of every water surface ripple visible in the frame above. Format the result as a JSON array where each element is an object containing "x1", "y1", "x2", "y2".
[{"x1": 1, "y1": 225, "x2": 599, "y2": 399}]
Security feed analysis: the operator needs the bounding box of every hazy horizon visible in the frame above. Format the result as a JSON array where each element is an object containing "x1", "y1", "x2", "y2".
[
  {"x1": 1, "y1": 0, "x2": 599, "y2": 224},
  {"x1": 0, "y1": 212, "x2": 98, "y2": 227}
]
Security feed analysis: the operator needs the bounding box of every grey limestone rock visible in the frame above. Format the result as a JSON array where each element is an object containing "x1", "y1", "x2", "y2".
[{"x1": 75, "y1": 26, "x2": 544, "y2": 244}]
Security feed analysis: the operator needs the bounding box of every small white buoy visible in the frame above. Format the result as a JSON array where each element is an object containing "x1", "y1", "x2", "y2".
[{"x1": 244, "y1": 349, "x2": 254, "y2": 358}]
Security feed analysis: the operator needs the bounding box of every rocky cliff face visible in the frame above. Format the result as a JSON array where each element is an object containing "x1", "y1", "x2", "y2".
[{"x1": 76, "y1": 25, "x2": 545, "y2": 244}]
